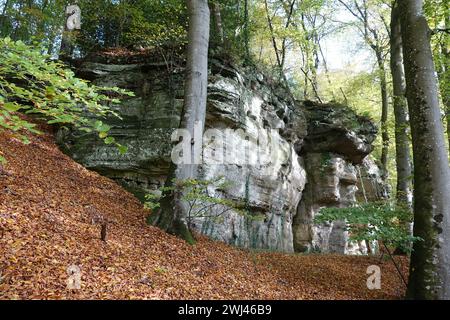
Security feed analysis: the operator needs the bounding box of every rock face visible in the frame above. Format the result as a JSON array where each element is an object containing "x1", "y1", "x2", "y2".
[
  {"x1": 292, "y1": 103, "x2": 387, "y2": 254},
  {"x1": 58, "y1": 52, "x2": 386, "y2": 253},
  {"x1": 292, "y1": 153, "x2": 388, "y2": 254}
]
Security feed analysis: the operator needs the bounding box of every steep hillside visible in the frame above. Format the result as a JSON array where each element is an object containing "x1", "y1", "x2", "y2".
[{"x1": 0, "y1": 123, "x2": 408, "y2": 299}]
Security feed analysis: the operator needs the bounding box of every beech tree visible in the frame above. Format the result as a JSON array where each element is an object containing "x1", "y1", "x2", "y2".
[
  {"x1": 147, "y1": 0, "x2": 210, "y2": 244},
  {"x1": 433, "y1": 1, "x2": 449, "y2": 156},
  {"x1": 389, "y1": 1, "x2": 412, "y2": 207},
  {"x1": 400, "y1": 0, "x2": 450, "y2": 300},
  {"x1": 211, "y1": 1, "x2": 224, "y2": 45}
]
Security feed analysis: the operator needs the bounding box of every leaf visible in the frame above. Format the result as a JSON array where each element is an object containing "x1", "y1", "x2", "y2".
[
  {"x1": 3, "y1": 102, "x2": 22, "y2": 112},
  {"x1": 104, "y1": 136, "x2": 115, "y2": 144},
  {"x1": 99, "y1": 132, "x2": 108, "y2": 139},
  {"x1": 98, "y1": 124, "x2": 111, "y2": 133},
  {"x1": 117, "y1": 144, "x2": 128, "y2": 154}
]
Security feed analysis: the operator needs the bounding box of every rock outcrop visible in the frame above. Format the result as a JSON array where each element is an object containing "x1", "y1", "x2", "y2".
[
  {"x1": 58, "y1": 51, "x2": 386, "y2": 253},
  {"x1": 292, "y1": 103, "x2": 387, "y2": 254}
]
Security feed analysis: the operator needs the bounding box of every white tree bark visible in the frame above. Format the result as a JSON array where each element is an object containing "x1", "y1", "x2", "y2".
[
  {"x1": 390, "y1": 2, "x2": 412, "y2": 207},
  {"x1": 400, "y1": 0, "x2": 450, "y2": 300},
  {"x1": 212, "y1": 2, "x2": 224, "y2": 44},
  {"x1": 148, "y1": 0, "x2": 210, "y2": 244}
]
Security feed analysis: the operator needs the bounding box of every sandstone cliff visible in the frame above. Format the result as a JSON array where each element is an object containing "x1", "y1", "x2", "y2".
[{"x1": 58, "y1": 51, "x2": 387, "y2": 253}]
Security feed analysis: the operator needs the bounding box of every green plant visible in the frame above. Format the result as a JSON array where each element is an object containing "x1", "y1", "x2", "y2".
[
  {"x1": 319, "y1": 152, "x2": 333, "y2": 175},
  {"x1": 154, "y1": 266, "x2": 168, "y2": 274},
  {"x1": 314, "y1": 201, "x2": 421, "y2": 254},
  {"x1": 145, "y1": 177, "x2": 262, "y2": 229},
  {"x1": 0, "y1": 37, "x2": 134, "y2": 163}
]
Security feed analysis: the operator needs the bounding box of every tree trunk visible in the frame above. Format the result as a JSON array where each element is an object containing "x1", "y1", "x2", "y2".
[
  {"x1": 243, "y1": 0, "x2": 250, "y2": 62},
  {"x1": 400, "y1": 0, "x2": 450, "y2": 300},
  {"x1": 212, "y1": 2, "x2": 224, "y2": 44},
  {"x1": 390, "y1": 3, "x2": 412, "y2": 207},
  {"x1": 445, "y1": 41, "x2": 450, "y2": 156},
  {"x1": 375, "y1": 49, "x2": 390, "y2": 182},
  {"x1": 280, "y1": 0, "x2": 296, "y2": 69},
  {"x1": 263, "y1": 0, "x2": 294, "y2": 99},
  {"x1": 437, "y1": 3, "x2": 449, "y2": 157},
  {"x1": 264, "y1": 0, "x2": 282, "y2": 71},
  {"x1": 147, "y1": 0, "x2": 210, "y2": 244},
  {"x1": 59, "y1": 5, "x2": 73, "y2": 61},
  {"x1": 0, "y1": 0, "x2": 10, "y2": 35}
]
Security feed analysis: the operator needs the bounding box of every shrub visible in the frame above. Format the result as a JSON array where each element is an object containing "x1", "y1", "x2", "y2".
[
  {"x1": 0, "y1": 37, "x2": 133, "y2": 163},
  {"x1": 145, "y1": 177, "x2": 263, "y2": 229},
  {"x1": 314, "y1": 201, "x2": 421, "y2": 254}
]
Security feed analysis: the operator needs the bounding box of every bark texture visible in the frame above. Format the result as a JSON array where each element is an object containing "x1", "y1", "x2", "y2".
[
  {"x1": 148, "y1": 0, "x2": 210, "y2": 244},
  {"x1": 390, "y1": 3, "x2": 412, "y2": 206},
  {"x1": 377, "y1": 50, "x2": 390, "y2": 181},
  {"x1": 400, "y1": 0, "x2": 450, "y2": 300},
  {"x1": 59, "y1": 5, "x2": 73, "y2": 61},
  {"x1": 212, "y1": 2, "x2": 224, "y2": 44},
  {"x1": 437, "y1": 2, "x2": 449, "y2": 156}
]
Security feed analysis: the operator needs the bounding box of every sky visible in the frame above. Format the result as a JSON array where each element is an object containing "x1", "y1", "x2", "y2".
[
  {"x1": 319, "y1": 7, "x2": 375, "y2": 73},
  {"x1": 321, "y1": 30, "x2": 374, "y2": 72},
  {"x1": 282, "y1": 5, "x2": 376, "y2": 78}
]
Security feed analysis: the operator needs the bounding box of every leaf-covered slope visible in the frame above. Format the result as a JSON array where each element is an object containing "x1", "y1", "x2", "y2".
[{"x1": 0, "y1": 123, "x2": 407, "y2": 299}]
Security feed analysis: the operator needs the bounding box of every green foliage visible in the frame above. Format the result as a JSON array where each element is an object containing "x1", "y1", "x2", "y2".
[
  {"x1": 319, "y1": 152, "x2": 333, "y2": 173},
  {"x1": 314, "y1": 201, "x2": 421, "y2": 253},
  {"x1": 145, "y1": 177, "x2": 262, "y2": 229},
  {"x1": 154, "y1": 266, "x2": 168, "y2": 274},
  {"x1": 0, "y1": 37, "x2": 133, "y2": 162},
  {"x1": 76, "y1": 0, "x2": 188, "y2": 52},
  {"x1": 0, "y1": 0, "x2": 66, "y2": 53}
]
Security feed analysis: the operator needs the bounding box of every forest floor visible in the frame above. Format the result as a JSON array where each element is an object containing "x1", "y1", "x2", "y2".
[{"x1": 0, "y1": 123, "x2": 409, "y2": 300}]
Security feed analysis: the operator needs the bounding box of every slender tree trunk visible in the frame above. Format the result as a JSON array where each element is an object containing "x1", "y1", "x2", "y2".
[
  {"x1": 311, "y1": 32, "x2": 320, "y2": 97},
  {"x1": 0, "y1": 0, "x2": 10, "y2": 35},
  {"x1": 243, "y1": 0, "x2": 250, "y2": 62},
  {"x1": 400, "y1": 0, "x2": 450, "y2": 300},
  {"x1": 375, "y1": 49, "x2": 390, "y2": 181},
  {"x1": 445, "y1": 39, "x2": 450, "y2": 155},
  {"x1": 59, "y1": 5, "x2": 74, "y2": 60},
  {"x1": 300, "y1": 13, "x2": 309, "y2": 99},
  {"x1": 280, "y1": 0, "x2": 296, "y2": 69},
  {"x1": 148, "y1": 0, "x2": 210, "y2": 244},
  {"x1": 437, "y1": 4, "x2": 450, "y2": 156},
  {"x1": 263, "y1": 0, "x2": 294, "y2": 98},
  {"x1": 390, "y1": 3, "x2": 412, "y2": 206},
  {"x1": 264, "y1": 0, "x2": 282, "y2": 70},
  {"x1": 212, "y1": 2, "x2": 224, "y2": 44}
]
